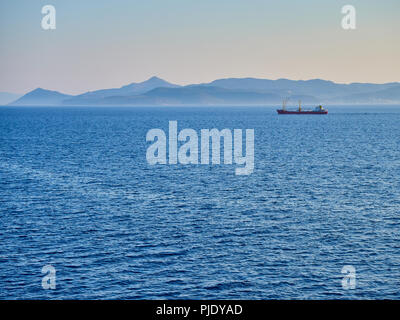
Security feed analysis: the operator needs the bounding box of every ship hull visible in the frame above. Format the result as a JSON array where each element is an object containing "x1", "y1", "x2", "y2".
[{"x1": 277, "y1": 110, "x2": 328, "y2": 114}]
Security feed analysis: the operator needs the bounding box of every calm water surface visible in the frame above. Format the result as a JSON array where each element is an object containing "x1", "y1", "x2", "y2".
[{"x1": 1, "y1": 105, "x2": 400, "y2": 299}]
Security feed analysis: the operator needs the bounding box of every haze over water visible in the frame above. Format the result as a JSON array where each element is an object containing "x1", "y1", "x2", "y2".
[{"x1": 1, "y1": 105, "x2": 400, "y2": 299}]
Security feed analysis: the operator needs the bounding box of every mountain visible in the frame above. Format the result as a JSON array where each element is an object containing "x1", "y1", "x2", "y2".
[
  {"x1": 199, "y1": 78, "x2": 400, "y2": 100},
  {"x1": 333, "y1": 85, "x2": 400, "y2": 103},
  {"x1": 65, "y1": 76, "x2": 180, "y2": 105},
  {"x1": 9, "y1": 88, "x2": 72, "y2": 106},
  {"x1": 70, "y1": 86, "x2": 318, "y2": 106},
  {"x1": 0, "y1": 92, "x2": 22, "y2": 105},
  {"x1": 7, "y1": 77, "x2": 400, "y2": 106}
]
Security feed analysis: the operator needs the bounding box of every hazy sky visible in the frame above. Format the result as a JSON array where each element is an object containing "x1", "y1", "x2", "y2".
[{"x1": 0, "y1": 0, "x2": 399, "y2": 94}]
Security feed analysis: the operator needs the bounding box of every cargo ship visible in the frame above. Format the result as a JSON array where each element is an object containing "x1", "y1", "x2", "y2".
[{"x1": 277, "y1": 100, "x2": 328, "y2": 114}]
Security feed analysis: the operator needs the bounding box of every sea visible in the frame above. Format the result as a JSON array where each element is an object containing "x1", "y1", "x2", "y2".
[{"x1": 0, "y1": 105, "x2": 399, "y2": 299}]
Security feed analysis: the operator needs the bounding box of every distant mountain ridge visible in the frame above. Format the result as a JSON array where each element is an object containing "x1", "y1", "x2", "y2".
[
  {"x1": 10, "y1": 88, "x2": 72, "y2": 106},
  {"x1": 199, "y1": 78, "x2": 400, "y2": 100},
  {"x1": 68, "y1": 76, "x2": 180, "y2": 104},
  {"x1": 80, "y1": 86, "x2": 318, "y2": 106},
  {"x1": 8, "y1": 77, "x2": 400, "y2": 106}
]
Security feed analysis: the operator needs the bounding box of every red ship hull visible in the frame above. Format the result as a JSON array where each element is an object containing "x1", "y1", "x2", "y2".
[{"x1": 277, "y1": 109, "x2": 328, "y2": 114}]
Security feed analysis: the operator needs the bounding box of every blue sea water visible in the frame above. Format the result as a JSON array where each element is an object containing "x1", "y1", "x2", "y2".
[{"x1": 0, "y1": 105, "x2": 400, "y2": 299}]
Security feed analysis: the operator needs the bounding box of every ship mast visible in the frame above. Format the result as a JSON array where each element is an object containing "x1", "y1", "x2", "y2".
[
  {"x1": 298, "y1": 100, "x2": 301, "y2": 112},
  {"x1": 282, "y1": 98, "x2": 288, "y2": 111}
]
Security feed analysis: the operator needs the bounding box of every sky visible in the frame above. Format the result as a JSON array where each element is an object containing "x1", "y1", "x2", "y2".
[{"x1": 0, "y1": 0, "x2": 399, "y2": 95}]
